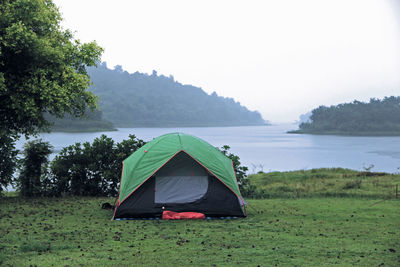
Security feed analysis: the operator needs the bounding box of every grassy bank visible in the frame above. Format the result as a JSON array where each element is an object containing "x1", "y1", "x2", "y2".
[{"x1": 247, "y1": 168, "x2": 400, "y2": 199}]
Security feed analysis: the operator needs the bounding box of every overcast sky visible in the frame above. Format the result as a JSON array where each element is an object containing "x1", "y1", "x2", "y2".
[{"x1": 53, "y1": 0, "x2": 400, "y2": 123}]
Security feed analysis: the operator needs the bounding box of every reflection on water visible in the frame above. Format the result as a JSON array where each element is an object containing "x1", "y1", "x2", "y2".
[{"x1": 15, "y1": 124, "x2": 400, "y2": 173}]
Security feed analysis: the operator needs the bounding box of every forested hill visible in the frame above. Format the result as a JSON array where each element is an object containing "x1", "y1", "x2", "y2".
[
  {"x1": 290, "y1": 96, "x2": 400, "y2": 136},
  {"x1": 86, "y1": 63, "x2": 266, "y2": 127}
]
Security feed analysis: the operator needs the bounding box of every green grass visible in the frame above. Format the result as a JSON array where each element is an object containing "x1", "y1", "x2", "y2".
[
  {"x1": 1, "y1": 195, "x2": 399, "y2": 266},
  {"x1": 248, "y1": 168, "x2": 400, "y2": 199}
]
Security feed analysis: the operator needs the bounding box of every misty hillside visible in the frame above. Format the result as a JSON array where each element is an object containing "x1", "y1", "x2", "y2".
[
  {"x1": 291, "y1": 96, "x2": 400, "y2": 135},
  {"x1": 86, "y1": 63, "x2": 265, "y2": 127}
]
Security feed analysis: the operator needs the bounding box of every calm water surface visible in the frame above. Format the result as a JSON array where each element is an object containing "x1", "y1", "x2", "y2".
[{"x1": 16, "y1": 124, "x2": 400, "y2": 173}]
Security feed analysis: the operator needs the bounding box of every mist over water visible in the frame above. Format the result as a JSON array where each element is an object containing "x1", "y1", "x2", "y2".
[{"x1": 15, "y1": 125, "x2": 400, "y2": 174}]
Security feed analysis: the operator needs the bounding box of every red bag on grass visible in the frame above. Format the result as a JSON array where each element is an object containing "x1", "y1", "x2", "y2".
[{"x1": 162, "y1": 210, "x2": 205, "y2": 220}]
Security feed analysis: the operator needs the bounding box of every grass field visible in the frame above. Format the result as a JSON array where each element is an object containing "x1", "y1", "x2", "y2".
[{"x1": 1, "y1": 169, "x2": 399, "y2": 266}]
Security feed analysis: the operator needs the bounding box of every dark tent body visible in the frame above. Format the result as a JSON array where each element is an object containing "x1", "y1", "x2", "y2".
[{"x1": 113, "y1": 133, "x2": 246, "y2": 219}]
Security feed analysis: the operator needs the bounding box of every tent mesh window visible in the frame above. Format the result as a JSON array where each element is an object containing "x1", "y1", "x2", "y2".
[{"x1": 154, "y1": 152, "x2": 209, "y2": 204}]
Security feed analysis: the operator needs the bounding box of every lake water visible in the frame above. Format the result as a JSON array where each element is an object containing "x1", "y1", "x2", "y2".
[{"x1": 15, "y1": 124, "x2": 400, "y2": 174}]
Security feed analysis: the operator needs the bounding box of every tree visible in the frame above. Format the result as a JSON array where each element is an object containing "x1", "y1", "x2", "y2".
[
  {"x1": 0, "y1": 0, "x2": 103, "y2": 138},
  {"x1": 0, "y1": 0, "x2": 103, "y2": 191},
  {"x1": 18, "y1": 139, "x2": 52, "y2": 197},
  {"x1": 0, "y1": 135, "x2": 18, "y2": 194}
]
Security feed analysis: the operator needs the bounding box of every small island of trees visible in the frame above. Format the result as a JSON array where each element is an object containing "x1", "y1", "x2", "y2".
[{"x1": 290, "y1": 96, "x2": 400, "y2": 136}]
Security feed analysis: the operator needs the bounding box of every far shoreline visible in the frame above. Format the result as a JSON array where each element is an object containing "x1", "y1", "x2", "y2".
[
  {"x1": 287, "y1": 129, "x2": 400, "y2": 137},
  {"x1": 46, "y1": 123, "x2": 270, "y2": 133}
]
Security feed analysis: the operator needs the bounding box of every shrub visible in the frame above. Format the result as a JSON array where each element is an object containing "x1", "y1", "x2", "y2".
[
  {"x1": 343, "y1": 180, "x2": 362, "y2": 190},
  {"x1": 0, "y1": 134, "x2": 18, "y2": 194},
  {"x1": 276, "y1": 185, "x2": 296, "y2": 193},
  {"x1": 219, "y1": 145, "x2": 252, "y2": 196},
  {"x1": 18, "y1": 139, "x2": 52, "y2": 197},
  {"x1": 50, "y1": 134, "x2": 145, "y2": 196}
]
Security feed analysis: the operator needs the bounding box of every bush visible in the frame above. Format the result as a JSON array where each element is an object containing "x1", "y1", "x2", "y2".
[
  {"x1": 49, "y1": 134, "x2": 145, "y2": 196},
  {"x1": 343, "y1": 180, "x2": 362, "y2": 190},
  {"x1": 0, "y1": 134, "x2": 18, "y2": 194},
  {"x1": 18, "y1": 139, "x2": 52, "y2": 197},
  {"x1": 219, "y1": 145, "x2": 252, "y2": 197}
]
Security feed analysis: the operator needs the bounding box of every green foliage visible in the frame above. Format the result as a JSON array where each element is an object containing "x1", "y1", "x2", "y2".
[
  {"x1": 0, "y1": 0, "x2": 103, "y2": 138},
  {"x1": 18, "y1": 139, "x2": 52, "y2": 197},
  {"x1": 1, "y1": 197, "x2": 399, "y2": 266},
  {"x1": 50, "y1": 134, "x2": 145, "y2": 196},
  {"x1": 86, "y1": 63, "x2": 265, "y2": 127},
  {"x1": 293, "y1": 96, "x2": 400, "y2": 135},
  {"x1": 219, "y1": 145, "x2": 252, "y2": 196},
  {"x1": 0, "y1": 0, "x2": 103, "y2": 187},
  {"x1": 0, "y1": 134, "x2": 18, "y2": 194}
]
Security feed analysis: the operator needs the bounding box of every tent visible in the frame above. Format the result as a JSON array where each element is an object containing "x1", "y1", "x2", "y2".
[{"x1": 113, "y1": 133, "x2": 246, "y2": 219}]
